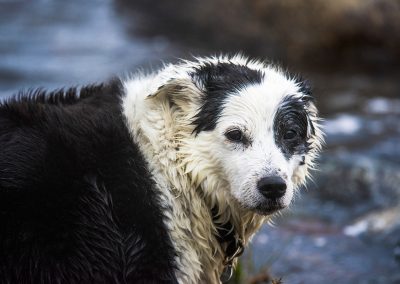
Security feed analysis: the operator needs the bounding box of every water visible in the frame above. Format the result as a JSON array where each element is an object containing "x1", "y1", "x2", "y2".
[
  {"x1": 1, "y1": 1, "x2": 399, "y2": 283},
  {"x1": 0, "y1": 0, "x2": 180, "y2": 97}
]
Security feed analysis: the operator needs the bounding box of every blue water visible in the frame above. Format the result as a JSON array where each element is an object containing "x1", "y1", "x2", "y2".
[{"x1": 0, "y1": 0, "x2": 179, "y2": 97}]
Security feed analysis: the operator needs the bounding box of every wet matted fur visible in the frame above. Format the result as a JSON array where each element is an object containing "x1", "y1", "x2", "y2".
[{"x1": 0, "y1": 55, "x2": 323, "y2": 283}]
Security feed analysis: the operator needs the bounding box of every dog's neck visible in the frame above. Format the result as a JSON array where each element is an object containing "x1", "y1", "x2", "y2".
[{"x1": 122, "y1": 79, "x2": 266, "y2": 283}]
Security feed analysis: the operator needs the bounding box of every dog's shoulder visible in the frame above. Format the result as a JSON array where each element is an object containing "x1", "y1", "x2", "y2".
[{"x1": 0, "y1": 79, "x2": 178, "y2": 283}]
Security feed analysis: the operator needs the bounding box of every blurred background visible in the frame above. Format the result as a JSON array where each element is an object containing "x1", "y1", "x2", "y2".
[{"x1": 1, "y1": 0, "x2": 399, "y2": 283}]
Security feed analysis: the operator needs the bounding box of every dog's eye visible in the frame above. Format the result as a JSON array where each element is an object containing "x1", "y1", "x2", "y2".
[
  {"x1": 283, "y1": 130, "x2": 298, "y2": 140},
  {"x1": 225, "y1": 129, "x2": 244, "y2": 142}
]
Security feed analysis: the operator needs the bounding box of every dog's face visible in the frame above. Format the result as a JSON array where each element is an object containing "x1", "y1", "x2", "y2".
[
  {"x1": 149, "y1": 57, "x2": 322, "y2": 216},
  {"x1": 187, "y1": 60, "x2": 322, "y2": 215}
]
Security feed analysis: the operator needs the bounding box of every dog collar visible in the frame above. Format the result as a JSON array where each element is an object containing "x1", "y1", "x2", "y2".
[
  {"x1": 212, "y1": 208, "x2": 245, "y2": 282},
  {"x1": 220, "y1": 235, "x2": 244, "y2": 282}
]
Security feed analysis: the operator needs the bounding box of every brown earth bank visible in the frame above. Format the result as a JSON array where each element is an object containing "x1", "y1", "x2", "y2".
[{"x1": 116, "y1": 0, "x2": 400, "y2": 72}]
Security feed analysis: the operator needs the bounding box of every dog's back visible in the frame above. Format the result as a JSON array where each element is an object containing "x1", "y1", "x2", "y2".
[{"x1": 0, "y1": 80, "x2": 177, "y2": 283}]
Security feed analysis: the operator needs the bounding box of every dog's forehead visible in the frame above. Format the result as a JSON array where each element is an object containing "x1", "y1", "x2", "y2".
[{"x1": 220, "y1": 69, "x2": 301, "y2": 128}]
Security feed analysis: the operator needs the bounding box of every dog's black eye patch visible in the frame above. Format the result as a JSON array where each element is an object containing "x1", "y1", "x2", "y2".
[
  {"x1": 190, "y1": 62, "x2": 264, "y2": 134},
  {"x1": 274, "y1": 95, "x2": 313, "y2": 159}
]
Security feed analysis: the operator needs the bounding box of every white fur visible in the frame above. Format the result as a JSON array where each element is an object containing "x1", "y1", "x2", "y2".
[{"x1": 121, "y1": 55, "x2": 323, "y2": 283}]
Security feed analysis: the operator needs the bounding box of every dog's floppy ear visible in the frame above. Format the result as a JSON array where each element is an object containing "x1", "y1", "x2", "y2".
[
  {"x1": 146, "y1": 78, "x2": 202, "y2": 110},
  {"x1": 146, "y1": 79, "x2": 184, "y2": 99}
]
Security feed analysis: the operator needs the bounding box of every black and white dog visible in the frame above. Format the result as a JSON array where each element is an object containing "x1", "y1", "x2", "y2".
[{"x1": 0, "y1": 55, "x2": 323, "y2": 283}]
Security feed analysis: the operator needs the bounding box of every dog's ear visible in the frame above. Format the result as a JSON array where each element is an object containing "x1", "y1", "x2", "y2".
[{"x1": 146, "y1": 78, "x2": 202, "y2": 111}]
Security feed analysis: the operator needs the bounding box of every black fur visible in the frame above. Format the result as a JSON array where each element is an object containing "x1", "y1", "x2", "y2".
[
  {"x1": 190, "y1": 62, "x2": 264, "y2": 134},
  {"x1": 0, "y1": 81, "x2": 177, "y2": 284},
  {"x1": 294, "y1": 77, "x2": 313, "y2": 98},
  {"x1": 273, "y1": 94, "x2": 314, "y2": 160}
]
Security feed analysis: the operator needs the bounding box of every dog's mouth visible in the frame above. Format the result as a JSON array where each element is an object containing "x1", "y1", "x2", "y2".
[{"x1": 253, "y1": 199, "x2": 286, "y2": 215}]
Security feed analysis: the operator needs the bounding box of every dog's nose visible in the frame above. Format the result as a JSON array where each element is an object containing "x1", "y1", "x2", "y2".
[{"x1": 257, "y1": 176, "x2": 286, "y2": 199}]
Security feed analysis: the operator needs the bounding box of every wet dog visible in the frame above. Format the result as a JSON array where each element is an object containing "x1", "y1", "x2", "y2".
[{"x1": 0, "y1": 55, "x2": 323, "y2": 283}]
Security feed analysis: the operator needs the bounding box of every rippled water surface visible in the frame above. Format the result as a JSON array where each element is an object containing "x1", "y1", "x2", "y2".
[{"x1": 0, "y1": 0, "x2": 182, "y2": 96}]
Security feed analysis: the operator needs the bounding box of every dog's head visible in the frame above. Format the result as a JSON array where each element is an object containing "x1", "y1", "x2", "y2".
[{"x1": 148, "y1": 56, "x2": 323, "y2": 216}]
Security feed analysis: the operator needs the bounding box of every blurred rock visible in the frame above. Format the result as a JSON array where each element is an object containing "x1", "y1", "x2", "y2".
[
  {"x1": 344, "y1": 206, "x2": 400, "y2": 237},
  {"x1": 311, "y1": 154, "x2": 400, "y2": 209}
]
